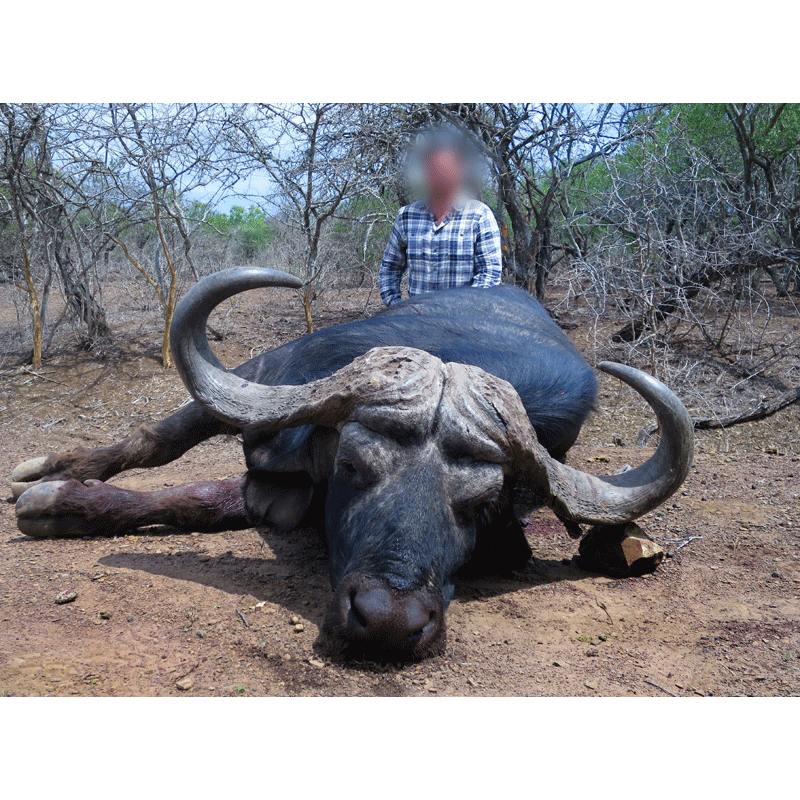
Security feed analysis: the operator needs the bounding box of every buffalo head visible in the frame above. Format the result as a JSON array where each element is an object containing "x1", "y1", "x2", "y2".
[{"x1": 171, "y1": 269, "x2": 694, "y2": 660}]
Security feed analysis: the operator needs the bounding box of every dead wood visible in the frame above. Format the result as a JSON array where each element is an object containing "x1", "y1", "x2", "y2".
[{"x1": 636, "y1": 386, "x2": 800, "y2": 445}]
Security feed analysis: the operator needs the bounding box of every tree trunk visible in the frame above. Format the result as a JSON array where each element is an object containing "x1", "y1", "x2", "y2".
[
  {"x1": 532, "y1": 220, "x2": 552, "y2": 300},
  {"x1": 52, "y1": 230, "x2": 110, "y2": 341},
  {"x1": 20, "y1": 242, "x2": 43, "y2": 368},
  {"x1": 302, "y1": 286, "x2": 314, "y2": 333}
]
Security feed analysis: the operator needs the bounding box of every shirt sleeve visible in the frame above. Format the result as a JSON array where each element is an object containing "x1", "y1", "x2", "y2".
[
  {"x1": 379, "y1": 211, "x2": 407, "y2": 306},
  {"x1": 472, "y1": 206, "x2": 503, "y2": 288}
]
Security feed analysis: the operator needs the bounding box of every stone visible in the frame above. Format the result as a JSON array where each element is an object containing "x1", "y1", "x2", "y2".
[
  {"x1": 99, "y1": 611, "x2": 112, "y2": 620},
  {"x1": 577, "y1": 523, "x2": 665, "y2": 578},
  {"x1": 307, "y1": 657, "x2": 325, "y2": 668},
  {"x1": 54, "y1": 590, "x2": 78, "y2": 605},
  {"x1": 584, "y1": 680, "x2": 598, "y2": 690},
  {"x1": 176, "y1": 676, "x2": 194, "y2": 691}
]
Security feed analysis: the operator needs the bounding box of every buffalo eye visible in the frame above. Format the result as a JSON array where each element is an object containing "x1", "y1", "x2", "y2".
[
  {"x1": 336, "y1": 460, "x2": 371, "y2": 490},
  {"x1": 453, "y1": 484, "x2": 501, "y2": 511}
]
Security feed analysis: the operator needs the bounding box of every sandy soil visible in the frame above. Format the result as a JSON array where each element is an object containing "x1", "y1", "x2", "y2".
[{"x1": 0, "y1": 281, "x2": 798, "y2": 696}]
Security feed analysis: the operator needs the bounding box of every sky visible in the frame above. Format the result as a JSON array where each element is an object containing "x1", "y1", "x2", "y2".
[{"x1": 185, "y1": 171, "x2": 278, "y2": 214}]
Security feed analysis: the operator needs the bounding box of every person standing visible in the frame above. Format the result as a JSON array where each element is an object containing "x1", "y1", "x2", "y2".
[{"x1": 379, "y1": 135, "x2": 503, "y2": 307}]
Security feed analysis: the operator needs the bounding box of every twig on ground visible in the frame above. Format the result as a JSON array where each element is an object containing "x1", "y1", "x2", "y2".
[
  {"x1": 40, "y1": 417, "x2": 66, "y2": 431},
  {"x1": 20, "y1": 366, "x2": 68, "y2": 386},
  {"x1": 644, "y1": 679, "x2": 678, "y2": 697},
  {"x1": 674, "y1": 536, "x2": 702, "y2": 552},
  {"x1": 596, "y1": 599, "x2": 613, "y2": 625},
  {"x1": 236, "y1": 609, "x2": 250, "y2": 628}
]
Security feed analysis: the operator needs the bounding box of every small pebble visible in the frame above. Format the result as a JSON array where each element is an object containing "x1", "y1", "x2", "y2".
[
  {"x1": 197, "y1": 630, "x2": 206, "y2": 639},
  {"x1": 281, "y1": 653, "x2": 291, "y2": 661},
  {"x1": 590, "y1": 640, "x2": 600, "y2": 646},
  {"x1": 99, "y1": 611, "x2": 111, "y2": 620},
  {"x1": 198, "y1": 555, "x2": 211, "y2": 563},
  {"x1": 294, "y1": 623, "x2": 305, "y2": 633},
  {"x1": 54, "y1": 590, "x2": 78, "y2": 605},
  {"x1": 584, "y1": 680, "x2": 598, "y2": 690},
  {"x1": 290, "y1": 615, "x2": 300, "y2": 625},
  {"x1": 307, "y1": 657, "x2": 325, "y2": 669},
  {"x1": 176, "y1": 676, "x2": 194, "y2": 691},
  {"x1": 598, "y1": 634, "x2": 608, "y2": 642},
  {"x1": 772, "y1": 571, "x2": 783, "y2": 579}
]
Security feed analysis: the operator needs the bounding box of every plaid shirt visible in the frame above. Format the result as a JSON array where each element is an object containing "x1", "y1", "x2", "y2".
[{"x1": 379, "y1": 198, "x2": 503, "y2": 306}]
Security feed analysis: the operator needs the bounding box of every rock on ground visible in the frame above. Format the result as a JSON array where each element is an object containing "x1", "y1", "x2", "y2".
[{"x1": 577, "y1": 522, "x2": 665, "y2": 577}]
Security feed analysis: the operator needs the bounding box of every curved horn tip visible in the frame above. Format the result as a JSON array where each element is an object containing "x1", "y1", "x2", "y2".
[
  {"x1": 596, "y1": 361, "x2": 692, "y2": 417},
  {"x1": 207, "y1": 267, "x2": 304, "y2": 291},
  {"x1": 597, "y1": 360, "x2": 661, "y2": 385}
]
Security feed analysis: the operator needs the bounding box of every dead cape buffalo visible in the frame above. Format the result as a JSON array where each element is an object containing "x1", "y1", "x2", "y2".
[{"x1": 12, "y1": 268, "x2": 693, "y2": 660}]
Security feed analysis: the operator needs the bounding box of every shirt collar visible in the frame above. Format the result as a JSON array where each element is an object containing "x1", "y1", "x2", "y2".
[{"x1": 425, "y1": 193, "x2": 469, "y2": 226}]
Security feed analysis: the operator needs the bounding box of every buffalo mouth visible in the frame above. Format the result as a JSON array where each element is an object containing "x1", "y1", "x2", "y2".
[{"x1": 318, "y1": 573, "x2": 447, "y2": 662}]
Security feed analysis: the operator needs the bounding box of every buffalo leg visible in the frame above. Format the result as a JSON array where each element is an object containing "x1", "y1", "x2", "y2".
[
  {"x1": 11, "y1": 402, "x2": 238, "y2": 498},
  {"x1": 15, "y1": 477, "x2": 248, "y2": 538}
]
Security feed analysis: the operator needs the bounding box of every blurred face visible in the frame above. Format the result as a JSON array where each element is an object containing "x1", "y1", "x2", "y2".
[{"x1": 424, "y1": 147, "x2": 465, "y2": 202}]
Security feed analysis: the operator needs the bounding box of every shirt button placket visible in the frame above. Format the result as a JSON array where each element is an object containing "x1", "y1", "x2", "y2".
[{"x1": 431, "y1": 224, "x2": 439, "y2": 291}]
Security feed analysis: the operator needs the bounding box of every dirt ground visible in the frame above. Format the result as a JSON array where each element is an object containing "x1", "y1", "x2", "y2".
[{"x1": 0, "y1": 281, "x2": 798, "y2": 697}]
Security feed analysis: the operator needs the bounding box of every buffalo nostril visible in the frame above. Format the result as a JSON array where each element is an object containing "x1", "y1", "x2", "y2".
[
  {"x1": 404, "y1": 598, "x2": 435, "y2": 638},
  {"x1": 350, "y1": 586, "x2": 394, "y2": 634},
  {"x1": 348, "y1": 588, "x2": 369, "y2": 631}
]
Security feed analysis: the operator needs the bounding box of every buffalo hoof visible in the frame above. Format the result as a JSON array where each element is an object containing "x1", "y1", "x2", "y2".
[
  {"x1": 11, "y1": 456, "x2": 50, "y2": 498},
  {"x1": 15, "y1": 480, "x2": 93, "y2": 538}
]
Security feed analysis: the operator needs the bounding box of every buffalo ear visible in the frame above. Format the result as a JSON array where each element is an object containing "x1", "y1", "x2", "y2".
[{"x1": 243, "y1": 426, "x2": 339, "y2": 529}]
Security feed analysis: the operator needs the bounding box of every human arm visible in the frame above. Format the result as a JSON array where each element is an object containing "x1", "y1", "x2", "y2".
[
  {"x1": 379, "y1": 212, "x2": 407, "y2": 306},
  {"x1": 472, "y1": 206, "x2": 503, "y2": 288}
]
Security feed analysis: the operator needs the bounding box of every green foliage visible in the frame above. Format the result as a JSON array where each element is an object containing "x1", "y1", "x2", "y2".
[
  {"x1": 188, "y1": 202, "x2": 277, "y2": 260},
  {"x1": 678, "y1": 102, "x2": 800, "y2": 158}
]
